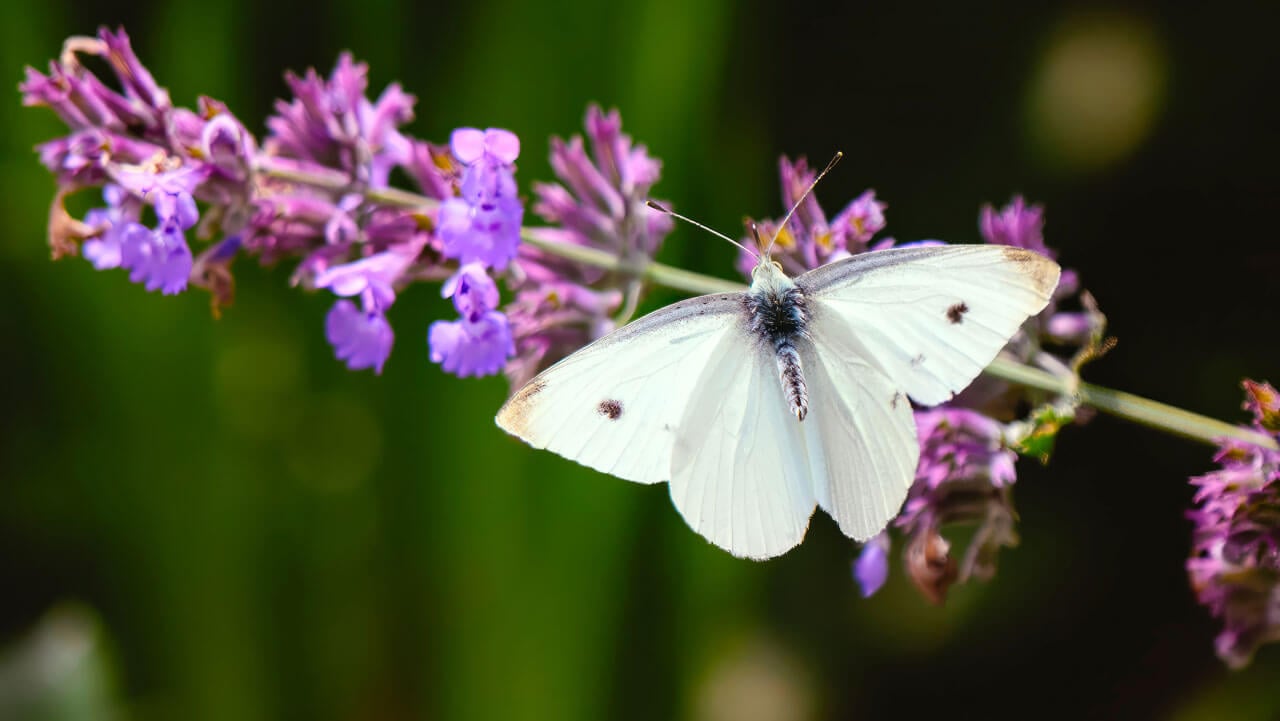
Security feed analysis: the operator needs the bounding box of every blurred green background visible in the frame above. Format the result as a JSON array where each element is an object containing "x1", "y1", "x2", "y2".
[{"x1": 2, "y1": 1, "x2": 1278, "y2": 720}]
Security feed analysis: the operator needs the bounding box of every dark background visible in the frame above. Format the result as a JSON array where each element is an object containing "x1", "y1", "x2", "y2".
[{"x1": 2, "y1": 1, "x2": 1278, "y2": 720}]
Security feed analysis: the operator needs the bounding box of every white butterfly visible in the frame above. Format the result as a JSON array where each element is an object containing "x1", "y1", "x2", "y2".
[{"x1": 496, "y1": 165, "x2": 1060, "y2": 560}]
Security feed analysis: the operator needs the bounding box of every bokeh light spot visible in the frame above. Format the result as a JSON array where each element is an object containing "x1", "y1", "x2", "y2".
[
  {"x1": 691, "y1": 634, "x2": 816, "y2": 721},
  {"x1": 1026, "y1": 12, "x2": 1167, "y2": 173},
  {"x1": 214, "y1": 324, "x2": 304, "y2": 441},
  {"x1": 285, "y1": 392, "x2": 383, "y2": 493}
]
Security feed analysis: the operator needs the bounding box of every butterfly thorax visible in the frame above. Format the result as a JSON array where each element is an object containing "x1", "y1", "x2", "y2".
[{"x1": 746, "y1": 261, "x2": 809, "y2": 421}]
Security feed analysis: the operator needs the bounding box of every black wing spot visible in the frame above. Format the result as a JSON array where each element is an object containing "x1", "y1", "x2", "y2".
[
  {"x1": 947, "y1": 301, "x2": 969, "y2": 324},
  {"x1": 597, "y1": 399, "x2": 623, "y2": 420},
  {"x1": 911, "y1": 353, "x2": 925, "y2": 368}
]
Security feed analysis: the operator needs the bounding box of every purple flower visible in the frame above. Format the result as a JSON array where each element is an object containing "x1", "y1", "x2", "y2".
[
  {"x1": 110, "y1": 163, "x2": 205, "y2": 226},
  {"x1": 980, "y1": 195, "x2": 1052, "y2": 258},
  {"x1": 428, "y1": 261, "x2": 512, "y2": 378},
  {"x1": 502, "y1": 282, "x2": 621, "y2": 390},
  {"x1": 314, "y1": 243, "x2": 420, "y2": 311},
  {"x1": 506, "y1": 106, "x2": 669, "y2": 390},
  {"x1": 894, "y1": 409, "x2": 1019, "y2": 604},
  {"x1": 1187, "y1": 380, "x2": 1280, "y2": 669},
  {"x1": 443, "y1": 262, "x2": 500, "y2": 321},
  {"x1": 438, "y1": 128, "x2": 523, "y2": 269},
  {"x1": 854, "y1": 533, "x2": 891, "y2": 597},
  {"x1": 81, "y1": 185, "x2": 140, "y2": 269},
  {"x1": 118, "y1": 222, "x2": 193, "y2": 294},
  {"x1": 76, "y1": 175, "x2": 199, "y2": 295},
  {"x1": 736, "y1": 157, "x2": 888, "y2": 278},
  {"x1": 97, "y1": 163, "x2": 206, "y2": 294},
  {"x1": 313, "y1": 242, "x2": 425, "y2": 372},
  {"x1": 21, "y1": 28, "x2": 170, "y2": 134},
  {"x1": 532, "y1": 106, "x2": 670, "y2": 261},
  {"x1": 326, "y1": 299, "x2": 394, "y2": 374},
  {"x1": 428, "y1": 311, "x2": 514, "y2": 378},
  {"x1": 264, "y1": 52, "x2": 414, "y2": 189},
  {"x1": 833, "y1": 190, "x2": 887, "y2": 247}
]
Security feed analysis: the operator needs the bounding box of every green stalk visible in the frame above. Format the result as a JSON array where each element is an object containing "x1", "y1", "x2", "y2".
[{"x1": 259, "y1": 164, "x2": 1279, "y2": 452}]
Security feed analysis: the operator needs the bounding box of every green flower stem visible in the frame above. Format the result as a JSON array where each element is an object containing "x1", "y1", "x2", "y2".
[
  {"x1": 259, "y1": 164, "x2": 1279, "y2": 452},
  {"x1": 982, "y1": 357, "x2": 1278, "y2": 450}
]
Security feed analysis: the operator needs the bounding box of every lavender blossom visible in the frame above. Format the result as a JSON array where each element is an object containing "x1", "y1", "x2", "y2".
[
  {"x1": 313, "y1": 243, "x2": 426, "y2": 371},
  {"x1": 326, "y1": 299, "x2": 394, "y2": 374},
  {"x1": 22, "y1": 27, "x2": 540, "y2": 373},
  {"x1": 895, "y1": 409, "x2": 1019, "y2": 603},
  {"x1": 854, "y1": 533, "x2": 891, "y2": 597},
  {"x1": 428, "y1": 262, "x2": 514, "y2": 378},
  {"x1": 428, "y1": 311, "x2": 514, "y2": 378},
  {"x1": 1187, "y1": 380, "x2": 1280, "y2": 669},
  {"x1": 263, "y1": 52, "x2": 413, "y2": 189},
  {"x1": 980, "y1": 196, "x2": 1049, "y2": 256},
  {"x1": 80, "y1": 185, "x2": 139, "y2": 269},
  {"x1": 504, "y1": 105, "x2": 672, "y2": 389},
  {"x1": 438, "y1": 128, "x2": 523, "y2": 269},
  {"x1": 736, "y1": 156, "x2": 887, "y2": 278}
]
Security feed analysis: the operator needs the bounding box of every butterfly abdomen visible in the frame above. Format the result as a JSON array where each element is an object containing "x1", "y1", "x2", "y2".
[{"x1": 743, "y1": 286, "x2": 809, "y2": 421}]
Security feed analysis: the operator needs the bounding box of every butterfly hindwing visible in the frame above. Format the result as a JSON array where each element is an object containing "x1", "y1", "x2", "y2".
[
  {"x1": 669, "y1": 331, "x2": 817, "y2": 559},
  {"x1": 799, "y1": 333, "x2": 918, "y2": 542}
]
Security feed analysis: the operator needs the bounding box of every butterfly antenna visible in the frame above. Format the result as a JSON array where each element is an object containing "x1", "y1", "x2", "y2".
[
  {"x1": 766, "y1": 151, "x2": 843, "y2": 258},
  {"x1": 646, "y1": 200, "x2": 759, "y2": 261}
]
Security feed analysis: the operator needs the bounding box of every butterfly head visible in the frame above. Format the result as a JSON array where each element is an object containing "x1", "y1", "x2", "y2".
[{"x1": 749, "y1": 243, "x2": 794, "y2": 293}]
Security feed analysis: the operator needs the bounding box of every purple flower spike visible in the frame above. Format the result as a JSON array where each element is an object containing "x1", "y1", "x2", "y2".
[
  {"x1": 736, "y1": 157, "x2": 890, "y2": 279},
  {"x1": 326, "y1": 299, "x2": 394, "y2": 374},
  {"x1": 833, "y1": 190, "x2": 887, "y2": 246},
  {"x1": 533, "y1": 105, "x2": 671, "y2": 261},
  {"x1": 854, "y1": 533, "x2": 892, "y2": 597},
  {"x1": 1187, "y1": 380, "x2": 1280, "y2": 669},
  {"x1": 428, "y1": 311, "x2": 514, "y2": 378},
  {"x1": 505, "y1": 106, "x2": 672, "y2": 389},
  {"x1": 895, "y1": 408, "x2": 1020, "y2": 603},
  {"x1": 980, "y1": 196, "x2": 1052, "y2": 258},
  {"x1": 264, "y1": 53, "x2": 416, "y2": 189}
]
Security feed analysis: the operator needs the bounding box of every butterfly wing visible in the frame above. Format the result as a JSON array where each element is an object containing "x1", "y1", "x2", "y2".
[
  {"x1": 797, "y1": 244, "x2": 1059, "y2": 539},
  {"x1": 668, "y1": 333, "x2": 817, "y2": 559},
  {"x1": 799, "y1": 345, "x2": 918, "y2": 542},
  {"x1": 496, "y1": 292, "x2": 746, "y2": 484},
  {"x1": 798, "y1": 245, "x2": 1061, "y2": 406}
]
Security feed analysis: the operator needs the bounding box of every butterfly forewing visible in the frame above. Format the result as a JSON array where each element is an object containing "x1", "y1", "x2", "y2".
[
  {"x1": 496, "y1": 292, "x2": 745, "y2": 484},
  {"x1": 799, "y1": 245, "x2": 1060, "y2": 406}
]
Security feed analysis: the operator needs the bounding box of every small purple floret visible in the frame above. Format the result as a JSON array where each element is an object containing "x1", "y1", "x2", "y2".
[
  {"x1": 854, "y1": 533, "x2": 891, "y2": 597},
  {"x1": 119, "y1": 222, "x2": 193, "y2": 294},
  {"x1": 428, "y1": 311, "x2": 514, "y2": 378},
  {"x1": 326, "y1": 299, "x2": 394, "y2": 374},
  {"x1": 438, "y1": 127, "x2": 523, "y2": 270},
  {"x1": 443, "y1": 262, "x2": 500, "y2": 321}
]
